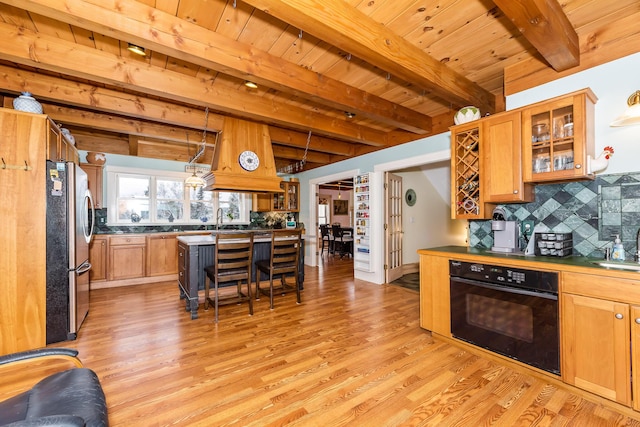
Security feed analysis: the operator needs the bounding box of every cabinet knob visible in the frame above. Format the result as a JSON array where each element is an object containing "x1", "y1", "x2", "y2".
[
  {"x1": 513, "y1": 190, "x2": 518, "y2": 194},
  {"x1": 615, "y1": 313, "x2": 624, "y2": 320},
  {"x1": 636, "y1": 318, "x2": 640, "y2": 324},
  {"x1": 575, "y1": 164, "x2": 581, "y2": 169}
]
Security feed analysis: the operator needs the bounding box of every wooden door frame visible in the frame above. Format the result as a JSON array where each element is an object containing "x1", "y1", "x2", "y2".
[
  {"x1": 307, "y1": 169, "x2": 359, "y2": 268},
  {"x1": 374, "y1": 149, "x2": 450, "y2": 282}
]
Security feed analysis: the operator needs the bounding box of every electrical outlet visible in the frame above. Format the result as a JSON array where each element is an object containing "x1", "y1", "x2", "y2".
[{"x1": 521, "y1": 220, "x2": 534, "y2": 239}]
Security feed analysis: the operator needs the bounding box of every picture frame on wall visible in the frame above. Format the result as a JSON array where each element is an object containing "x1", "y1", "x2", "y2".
[{"x1": 333, "y1": 200, "x2": 348, "y2": 215}]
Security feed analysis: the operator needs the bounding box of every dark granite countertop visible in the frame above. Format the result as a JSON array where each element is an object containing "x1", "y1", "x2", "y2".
[{"x1": 418, "y1": 245, "x2": 640, "y2": 277}]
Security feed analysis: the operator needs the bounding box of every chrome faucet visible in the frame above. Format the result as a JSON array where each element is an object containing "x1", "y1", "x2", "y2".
[{"x1": 215, "y1": 207, "x2": 223, "y2": 231}]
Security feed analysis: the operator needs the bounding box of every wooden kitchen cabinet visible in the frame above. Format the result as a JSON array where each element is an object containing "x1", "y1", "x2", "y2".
[
  {"x1": 47, "y1": 118, "x2": 78, "y2": 163},
  {"x1": 253, "y1": 181, "x2": 299, "y2": 212},
  {"x1": 146, "y1": 233, "x2": 178, "y2": 276},
  {"x1": 482, "y1": 111, "x2": 534, "y2": 203},
  {"x1": 108, "y1": 235, "x2": 146, "y2": 280},
  {"x1": 561, "y1": 271, "x2": 637, "y2": 407},
  {"x1": 89, "y1": 235, "x2": 108, "y2": 282},
  {"x1": 419, "y1": 253, "x2": 451, "y2": 337},
  {"x1": 252, "y1": 193, "x2": 272, "y2": 212},
  {"x1": 522, "y1": 88, "x2": 596, "y2": 183},
  {"x1": 0, "y1": 108, "x2": 48, "y2": 355},
  {"x1": 285, "y1": 181, "x2": 299, "y2": 211},
  {"x1": 80, "y1": 163, "x2": 104, "y2": 208}
]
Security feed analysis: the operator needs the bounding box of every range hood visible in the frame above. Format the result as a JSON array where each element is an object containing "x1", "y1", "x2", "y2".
[{"x1": 202, "y1": 117, "x2": 284, "y2": 193}]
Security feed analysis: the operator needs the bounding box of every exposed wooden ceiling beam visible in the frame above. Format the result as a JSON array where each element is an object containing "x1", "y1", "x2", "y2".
[
  {"x1": 268, "y1": 127, "x2": 357, "y2": 157},
  {"x1": 0, "y1": 21, "x2": 388, "y2": 145},
  {"x1": 5, "y1": 0, "x2": 433, "y2": 134},
  {"x1": 271, "y1": 144, "x2": 348, "y2": 165},
  {"x1": 0, "y1": 65, "x2": 380, "y2": 166},
  {"x1": 0, "y1": 64, "x2": 224, "y2": 130},
  {"x1": 493, "y1": 0, "x2": 579, "y2": 72},
  {"x1": 242, "y1": 0, "x2": 496, "y2": 114},
  {"x1": 41, "y1": 103, "x2": 216, "y2": 146}
]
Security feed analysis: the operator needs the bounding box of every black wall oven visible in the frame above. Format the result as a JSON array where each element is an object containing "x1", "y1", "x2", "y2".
[{"x1": 449, "y1": 260, "x2": 560, "y2": 375}]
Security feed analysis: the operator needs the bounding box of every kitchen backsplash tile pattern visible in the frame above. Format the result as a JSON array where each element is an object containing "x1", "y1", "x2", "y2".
[
  {"x1": 469, "y1": 172, "x2": 640, "y2": 258},
  {"x1": 91, "y1": 208, "x2": 299, "y2": 234}
]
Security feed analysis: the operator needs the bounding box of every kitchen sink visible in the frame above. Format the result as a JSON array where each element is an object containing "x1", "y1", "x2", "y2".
[{"x1": 590, "y1": 260, "x2": 640, "y2": 272}]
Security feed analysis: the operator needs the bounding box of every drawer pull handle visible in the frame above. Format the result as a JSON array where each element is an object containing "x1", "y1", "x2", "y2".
[{"x1": 615, "y1": 313, "x2": 624, "y2": 320}]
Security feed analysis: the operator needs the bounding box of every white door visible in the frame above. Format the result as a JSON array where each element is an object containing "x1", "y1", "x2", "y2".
[{"x1": 385, "y1": 172, "x2": 403, "y2": 283}]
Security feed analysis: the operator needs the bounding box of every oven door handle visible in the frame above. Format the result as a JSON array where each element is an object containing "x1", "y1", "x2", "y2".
[{"x1": 451, "y1": 277, "x2": 557, "y2": 300}]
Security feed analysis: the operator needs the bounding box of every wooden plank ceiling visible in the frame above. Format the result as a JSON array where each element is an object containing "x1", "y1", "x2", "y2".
[{"x1": 0, "y1": 0, "x2": 638, "y2": 171}]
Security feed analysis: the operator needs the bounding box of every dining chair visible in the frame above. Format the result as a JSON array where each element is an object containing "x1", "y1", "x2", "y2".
[
  {"x1": 255, "y1": 229, "x2": 302, "y2": 309},
  {"x1": 331, "y1": 224, "x2": 354, "y2": 258},
  {"x1": 319, "y1": 224, "x2": 334, "y2": 256},
  {"x1": 204, "y1": 232, "x2": 254, "y2": 322}
]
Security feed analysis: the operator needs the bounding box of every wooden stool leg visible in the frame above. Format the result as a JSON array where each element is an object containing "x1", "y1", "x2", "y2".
[
  {"x1": 204, "y1": 277, "x2": 210, "y2": 310},
  {"x1": 255, "y1": 275, "x2": 261, "y2": 300},
  {"x1": 269, "y1": 273, "x2": 275, "y2": 310}
]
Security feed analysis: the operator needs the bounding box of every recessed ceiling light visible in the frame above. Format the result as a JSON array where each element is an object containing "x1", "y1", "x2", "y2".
[
  {"x1": 244, "y1": 81, "x2": 258, "y2": 89},
  {"x1": 127, "y1": 43, "x2": 146, "y2": 56}
]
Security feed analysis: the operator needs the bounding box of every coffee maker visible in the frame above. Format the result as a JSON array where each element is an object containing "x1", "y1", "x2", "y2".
[{"x1": 491, "y1": 207, "x2": 520, "y2": 253}]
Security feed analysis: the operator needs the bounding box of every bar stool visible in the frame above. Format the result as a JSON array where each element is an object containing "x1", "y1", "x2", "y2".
[
  {"x1": 255, "y1": 229, "x2": 302, "y2": 309},
  {"x1": 204, "y1": 232, "x2": 254, "y2": 322}
]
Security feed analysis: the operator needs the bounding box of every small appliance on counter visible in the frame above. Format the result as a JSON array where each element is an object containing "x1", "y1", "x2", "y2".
[{"x1": 491, "y1": 207, "x2": 521, "y2": 253}]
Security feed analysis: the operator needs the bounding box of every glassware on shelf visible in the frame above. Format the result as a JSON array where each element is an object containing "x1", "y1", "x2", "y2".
[{"x1": 531, "y1": 123, "x2": 549, "y2": 143}]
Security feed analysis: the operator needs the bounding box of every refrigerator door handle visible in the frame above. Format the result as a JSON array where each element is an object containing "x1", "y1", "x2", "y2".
[
  {"x1": 83, "y1": 189, "x2": 95, "y2": 243},
  {"x1": 76, "y1": 260, "x2": 92, "y2": 275}
]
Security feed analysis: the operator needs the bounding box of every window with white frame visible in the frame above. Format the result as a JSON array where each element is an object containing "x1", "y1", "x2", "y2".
[{"x1": 106, "y1": 166, "x2": 250, "y2": 225}]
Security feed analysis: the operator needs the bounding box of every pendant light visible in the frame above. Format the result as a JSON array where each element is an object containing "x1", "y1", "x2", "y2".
[
  {"x1": 185, "y1": 171, "x2": 206, "y2": 189},
  {"x1": 610, "y1": 90, "x2": 640, "y2": 126}
]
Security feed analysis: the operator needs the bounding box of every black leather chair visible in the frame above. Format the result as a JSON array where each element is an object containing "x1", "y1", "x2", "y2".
[
  {"x1": 319, "y1": 224, "x2": 334, "y2": 257},
  {"x1": 204, "y1": 232, "x2": 254, "y2": 323},
  {"x1": 0, "y1": 348, "x2": 108, "y2": 427},
  {"x1": 255, "y1": 229, "x2": 302, "y2": 309}
]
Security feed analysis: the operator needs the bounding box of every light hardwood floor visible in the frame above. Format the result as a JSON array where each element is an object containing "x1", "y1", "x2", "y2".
[{"x1": 11, "y1": 259, "x2": 640, "y2": 426}]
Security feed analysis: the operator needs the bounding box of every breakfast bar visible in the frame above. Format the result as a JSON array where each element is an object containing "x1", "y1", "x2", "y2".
[{"x1": 177, "y1": 231, "x2": 305, "y2": 319}]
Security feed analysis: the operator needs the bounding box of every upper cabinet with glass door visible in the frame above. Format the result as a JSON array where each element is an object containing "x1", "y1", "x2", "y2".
[{"x1": 522, "y1": 88, "x2": 596, "y2": 183}]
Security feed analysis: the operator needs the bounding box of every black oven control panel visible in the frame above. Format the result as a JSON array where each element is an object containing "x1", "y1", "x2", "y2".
[{"x1": 450, "y1": 260, "x2": 558, "y2": 294}]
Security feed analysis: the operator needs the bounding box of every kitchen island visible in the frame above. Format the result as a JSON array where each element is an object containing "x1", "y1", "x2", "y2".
[{"x1": 177, "y1": 231, "x2": 305, "y2": 319}]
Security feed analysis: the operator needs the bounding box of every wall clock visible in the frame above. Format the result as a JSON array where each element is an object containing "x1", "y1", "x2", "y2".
[
  {"x1": 405, "y1": 188, "x2": 416, "y2": 206},
  {"x1": 238, "y1": 150, "x2": 260, "y2": 171}
]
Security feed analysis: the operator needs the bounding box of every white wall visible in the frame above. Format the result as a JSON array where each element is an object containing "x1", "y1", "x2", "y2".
[{"x1": 396, "y1": 166, "x2": 467, "y2": 264}]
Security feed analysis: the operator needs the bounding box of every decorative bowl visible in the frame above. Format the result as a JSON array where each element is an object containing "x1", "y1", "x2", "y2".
[
  {"x1": 454, "y1": 106, "x2": 480, "y2": 125},
  {"x1": 86, "y1": 152, "x2": 106, "y2": 165}
]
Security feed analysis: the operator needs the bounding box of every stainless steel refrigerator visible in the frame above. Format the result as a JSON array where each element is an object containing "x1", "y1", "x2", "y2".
[{"x1": 46, "y1": 160, "x2": 95, "y2": 343}]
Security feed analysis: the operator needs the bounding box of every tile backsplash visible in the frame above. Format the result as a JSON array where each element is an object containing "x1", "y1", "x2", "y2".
[{"x1": 468, "y1": 172, "x2": 640, "y2": 258}]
